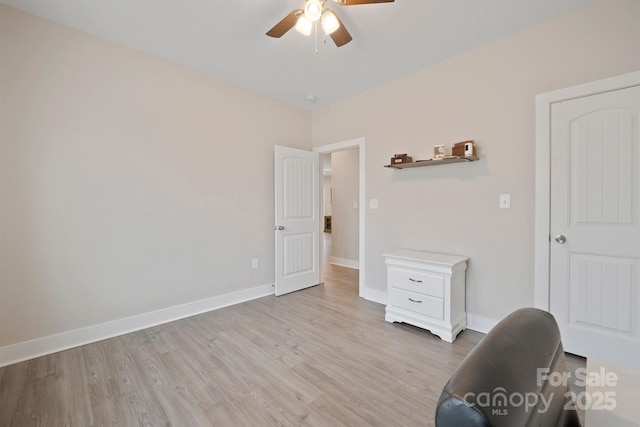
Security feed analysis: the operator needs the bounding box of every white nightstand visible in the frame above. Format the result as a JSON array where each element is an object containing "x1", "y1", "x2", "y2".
[{"x1": 384, "y1": 250, "x2": 468, "y2": 343}]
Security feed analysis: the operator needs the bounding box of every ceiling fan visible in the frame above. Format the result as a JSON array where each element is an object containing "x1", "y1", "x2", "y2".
[{"x1": 266, "y1": 0, "x2": 394, "y2": 48}]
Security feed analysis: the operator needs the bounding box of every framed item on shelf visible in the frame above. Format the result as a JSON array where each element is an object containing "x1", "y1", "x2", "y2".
[
  {"x1": 464, "y1": 142, "x2": 475, "y2": 157},
  {"x1": 433, "y1": 145, "x2": 445, "y2": 160}
]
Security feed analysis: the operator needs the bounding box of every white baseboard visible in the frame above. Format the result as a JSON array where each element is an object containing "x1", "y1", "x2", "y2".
[
  {"x1": 466, "y1": 313, "x2": 500, "y2": 334},
  {"x1": 363, "y1": 287, "x2": 387, "y2": 306},
  {"x1": 0, "y1": 283, "x2": 274, "y2": 368},
  {"x1": 330, "y1": 257, "x2": 359, "y2": 269}
]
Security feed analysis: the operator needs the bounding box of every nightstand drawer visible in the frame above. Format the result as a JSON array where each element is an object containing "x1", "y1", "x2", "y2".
[
  {"x1": 388, "y1": 268, "x2": 444, "y2": 298},
  {"x1": 390, "y1": 288, "x2": 444, "y2": 320}
]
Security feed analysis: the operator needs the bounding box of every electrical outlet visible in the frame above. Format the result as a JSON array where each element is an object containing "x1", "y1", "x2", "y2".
[
  {"x1": 252, "y1": 258, "x2": 259, "y2": 269},
  {"x1": 370, "y1": 199, "x2": 379, "y2": 209}
]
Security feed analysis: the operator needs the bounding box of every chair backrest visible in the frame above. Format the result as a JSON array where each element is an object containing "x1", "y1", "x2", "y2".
[{"x1": 435, "y1": 308, "x2": 581, "y2": 427}]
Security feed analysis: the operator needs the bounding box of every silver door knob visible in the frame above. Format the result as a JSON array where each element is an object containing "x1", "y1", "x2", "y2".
[
  {"x1": 555, "y1": 235, "x2": 566, "y2": 244},
  {"x1": 276, "y1": 225, "x2": 285, "y2": 231}
]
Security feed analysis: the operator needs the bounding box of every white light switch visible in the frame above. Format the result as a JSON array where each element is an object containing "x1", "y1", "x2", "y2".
[
  {"x1": 370, "y1": 199, "x2": 379, "y2": 209},
  {"x1": 499, "y1": 194, "x2": 511, "y2": 209},
  {"x1": 353, "y1": 201, "x2": 358, "y2": 209}
]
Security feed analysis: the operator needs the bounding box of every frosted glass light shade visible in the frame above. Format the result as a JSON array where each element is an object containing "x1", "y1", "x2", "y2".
[
  {"x1": 295, "y1": 15, "x2": 313, "y2": 36},
  {"x1": 321, "y1": 10, "x2": 339, "y2": 35},
  {"x1": 304, "y1": 0, "x2": 323, "y2": 22}
]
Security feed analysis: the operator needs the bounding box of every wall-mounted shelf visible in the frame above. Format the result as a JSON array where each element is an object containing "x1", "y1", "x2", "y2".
[{"x1": 384, "y1": 156, "x2": 479, "y2": 169}]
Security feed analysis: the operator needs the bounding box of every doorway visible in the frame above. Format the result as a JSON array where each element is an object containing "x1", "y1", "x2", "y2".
[
  {"x1": 314, "y1": 137, "x2": 366, "y2": 298},
  {"x1": 322, "y1": 149, "x2": 360, "y2": 270}
]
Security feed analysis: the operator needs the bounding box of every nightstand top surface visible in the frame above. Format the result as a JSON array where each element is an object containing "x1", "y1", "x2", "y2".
[{"x1": 383, "y1": 250, "x2": 468, "y2": 267}]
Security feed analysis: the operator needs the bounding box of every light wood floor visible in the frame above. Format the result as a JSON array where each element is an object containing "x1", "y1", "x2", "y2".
[{"x1": 0, "y1": 261, "x2": 486, "y2": 426}]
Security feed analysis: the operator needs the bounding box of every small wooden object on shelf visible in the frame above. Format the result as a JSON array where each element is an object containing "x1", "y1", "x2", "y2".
[
  {"x1": 390, "y1": 153, "x2": 412, "y2": 165},
  {"x1": 452, "y1": 140, "x2": 474, "y2": 157}
]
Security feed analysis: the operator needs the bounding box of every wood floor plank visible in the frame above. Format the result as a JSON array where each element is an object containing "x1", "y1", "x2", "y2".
[
  {"x1": 0, "y1": 261, "x2": 488, "y2": 426},
  {"x1": 0, "y1": 362, "x2": 28, "y2": 426},
  {"x1": 53, "y1": 348, "x2": 94, "y2": 427},
  {"x1": 83, "y1": 340, "x2": 122, "y2": 426},
  {"x1": 105, "y1": 335, "x2": 174, "y2": 426}
]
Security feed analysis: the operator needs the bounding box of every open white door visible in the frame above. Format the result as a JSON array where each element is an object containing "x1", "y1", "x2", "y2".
[
  {"x1": 549, "y1": 84, "x2": 640, "y2": 370},
  {"x1": 274, "y1": 145, "x2": 320, "y2": 296}
]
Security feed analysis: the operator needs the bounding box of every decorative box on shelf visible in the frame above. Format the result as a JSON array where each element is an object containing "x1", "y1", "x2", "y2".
[
  {"x1": 390, "y1": 153, "x2": 412, "y2": 164},
  {"x1": 384, "y1": 250, "x2": 468, "y2": 343},
  {"x1": 452, "y1": 140, "x2": 475, "y2": 157}
]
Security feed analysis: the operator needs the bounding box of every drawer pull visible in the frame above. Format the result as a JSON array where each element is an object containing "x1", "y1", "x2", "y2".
[
  {"x1": 408, "y1": 298, "x2": 422, "y2": 303},
  {"x1": 408, "y1": 278, "x2": 423, "y2": 283}
]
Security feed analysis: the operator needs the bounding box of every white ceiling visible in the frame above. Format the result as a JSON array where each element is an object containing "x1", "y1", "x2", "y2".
[{"x1": 2, "y1": 0, "x2": 594, "y2": 109}]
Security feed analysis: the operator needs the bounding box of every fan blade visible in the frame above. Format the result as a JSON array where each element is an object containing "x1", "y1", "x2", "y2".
[
  {"x1": 266, "y1": 9, "x2": 303, "y2": 38},
  {"x1": 335, "y1": 0, "x2": 394, "y2": 5},
  {"x1": 329, "y1": 14, "x2": 352, "y2": 47}
]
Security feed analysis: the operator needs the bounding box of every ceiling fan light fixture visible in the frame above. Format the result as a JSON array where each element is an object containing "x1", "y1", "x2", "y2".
[
  {"x1": 304, "y1": 0, "x2": 323, "y2": 22},
  {"x1": 321, "y1": 10, "x2": 340, "y2": 35},
  {"x1": 295, "y1": 14, "x2": 313, "y2": 36},
  {"x1": 267, "y1": 0, "x2": 393, "y2": 48}
]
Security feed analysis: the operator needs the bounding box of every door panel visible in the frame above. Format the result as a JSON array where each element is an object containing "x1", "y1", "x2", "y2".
[
  {"x1": 550, "y1": 85, "x2": 640, "y2": 370},
  {"x1": 274, "y1": 146, "x2": 320, "y2": 296},
  {"x1": 283, "y1": 233, "x2": 315, "y2": 276},
  {"x1": 569, "y1": 254, "x2": 635, "y2": 333},
  {"x1": 572, "y1": 110, "x2": 636, "y2": 225}
]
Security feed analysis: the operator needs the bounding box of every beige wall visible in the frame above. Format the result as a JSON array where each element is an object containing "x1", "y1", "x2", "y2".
[
  {"x1": 322, "y1": 173, "x2": 332, "y2": 217},
  {"x1": 1, "y1": 0, "x2": 638, "y2": 352},
  {"x1": 0, "y1": 5, "x2": 311, "y2": 347},
  {"x1": 312, "y1": 0, "x2": 640, "y2": 328},
  {"x1": 330, "y1": 149, "x2": 359, "y2": 265}
]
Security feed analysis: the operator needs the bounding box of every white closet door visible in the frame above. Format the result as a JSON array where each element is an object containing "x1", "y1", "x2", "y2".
[{"x1": 550, "y1": 85, "x2": 640, "y2": 370}]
